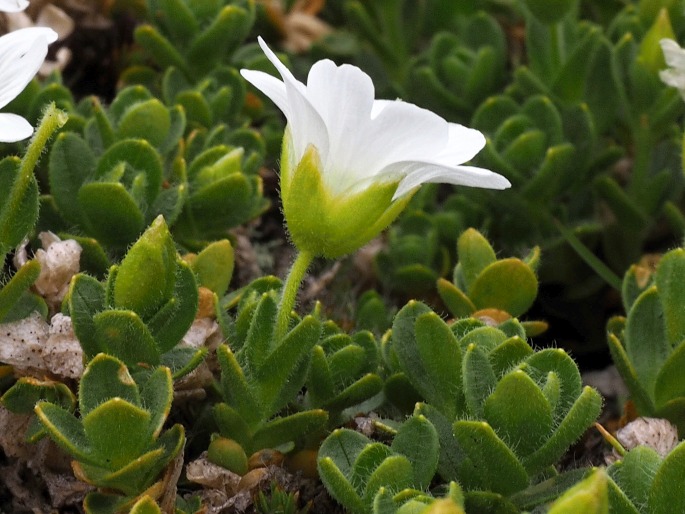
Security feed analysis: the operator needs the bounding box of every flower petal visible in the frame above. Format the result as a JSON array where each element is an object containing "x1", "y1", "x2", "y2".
[
  {"x1": 0, "y1": 0, "x2": 28, "y2": 12},
  {"x1": 253, "y1": 36, "x2": 329, "y2": 165},
  {"x1": 434, "y1": 123, "x2": 487, "y2": 164},
  {"x1": 335, "y1": 99, "x2": 449, "y2": 192},
  {"x1": 661, "y1": 39, "x2": 685, "y2": 70},
  {"x1": 0, "y1": 27, "x2": 58, "y2": 109},
  {"x1": 392, "y1": 163, "x2": 511, "y2": 200},
  {"x1": 0, "y1": 112, "x2": 33, "y2": 142},
  {"x1": 304, "y1": 59, "x2": 375, "y2": 189},
  {"x1": 240, "y1": 69, "x2": 290, "y2": 117}
]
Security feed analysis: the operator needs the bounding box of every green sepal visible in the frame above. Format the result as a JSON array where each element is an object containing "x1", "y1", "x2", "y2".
[
  {"x1": 484, "y1": 370, "x2": 553, "y2": 457},
  {"x1": 453, "y1": 420, "x2": 529, "y2": 496},
  {"x1": 282, "y1": 141, "x2": 411, "y2": 258}
]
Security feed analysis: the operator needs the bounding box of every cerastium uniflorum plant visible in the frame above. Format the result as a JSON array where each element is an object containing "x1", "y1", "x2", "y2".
[{"x1": 35, "y1": 353, "x2": 183, "y2": 512}]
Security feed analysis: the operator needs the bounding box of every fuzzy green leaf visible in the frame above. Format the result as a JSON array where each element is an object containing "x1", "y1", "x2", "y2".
[
  {"x1": 83, "y1": 398, "x2": 152, "y2": 469},
  {"x1": 392, "y1": 302, "x2": 462, "y2": 418},
  {"x1": 252, "y1": 409, "x2": 328, "y2": 452},
  {"x1": 456, "y1": 229, "x2": 496, "y2": 291},
  {"x1": 68, "y1": 273, "x2": 107, "y2": 359},
  {"x1": 453, "y1": 420, "x2": 529, "y2": 495},
  {"x1": 469, "y1": 259, "x2": 538, "y2": 317},
  {"x1": 391, "y1": 415, "x2": 439, "y2": 489},
  {"x1": 484, "y1": 370, "x2": 554, "y2": 457},
  {"x1": 93, "y1": 310, "x2": 161, "y2": 367},
  {"x1": 624, "y1": 287, "x2": 670, "y2": 396},
  {"x1": 462, "y1": 343, "x2": 496, "y2": 418},
  {"x1": 79, "y1": 353, "x2": 139, "y2": 416},
  {"x1": 649, "y1": 441, "x2": 685, "y2": 513},
  {"x1": 522, "y1": 386, "x2": 602, "y2": 475}
]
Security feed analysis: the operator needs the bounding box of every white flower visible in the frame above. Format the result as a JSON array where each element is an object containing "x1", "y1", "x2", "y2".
[
  {"x1": 241, "y1": 37, "x2": 510, "y2": 202},
  {"x1": 660, "y1": 38, "x2": 685, "y2": 99},
  {"x1": 0, "y1": 26, "x2": 58, "y2": 142},
  {"x1": 0, "y1": 0, "x2": 28, "y2": 12}
]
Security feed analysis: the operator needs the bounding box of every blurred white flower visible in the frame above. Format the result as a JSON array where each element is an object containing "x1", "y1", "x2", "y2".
[
  {"x1": 0, "y1": 25, "x2": 57, "y2": 141},
  {"x1": 3, "y1": 2, "x2": 74, "y2": 76},
  {"x1": 660, "y1": 38, "x2": 685, "y2": 99},
  {"x1": 0, "y1": 0, "x2": 28, "y2": 13}
]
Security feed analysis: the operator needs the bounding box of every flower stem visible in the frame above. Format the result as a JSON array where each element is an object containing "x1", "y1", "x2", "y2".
[
  {"x1": 20, "y1": 103, "x2": 67, "y2": 192},
  {"x1": 0, "y1": 103, "x2": 66, "y2": 263},
  {"x1": 275, "y1": 250, "x2": 314, "y2": 342}
]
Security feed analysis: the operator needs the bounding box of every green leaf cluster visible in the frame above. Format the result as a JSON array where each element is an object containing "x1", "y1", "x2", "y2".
[
  {"x1": 388, "y1": 300, "x2": 602, "y2": 512},
  {"x1": 317, "y1": 415, "x2": 439, "y2": 514},
  {"x1": 214, "y1": 284, "x2": 327, "y2": 455},
  {"x1": 437, "y1": 229, "x2": 542, "y2": 336},
  {"x1": 67, "y1": 216, "x2": 203, "y2": 375},
  {"x1": 607, "y1": 442, "x2": 685, "y2": 513},
  {"x1": 35, "y1": 353, "x2": 184, "y2": 501},
  {"x1": 608, "y1": 246, "x2": 685, "y2": 434}
]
